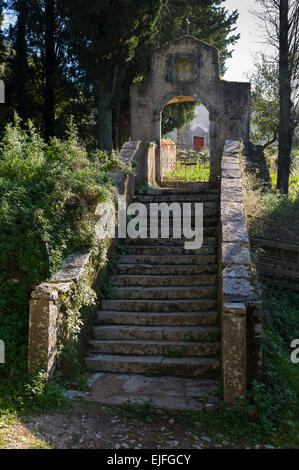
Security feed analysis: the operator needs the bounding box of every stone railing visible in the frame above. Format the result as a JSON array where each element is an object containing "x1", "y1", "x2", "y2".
[
  {"x1": 219, "y1": 140, "x2": 263, "y2": 404},
  {"x1": 28, "y1": 141, "x2": 155, "y2": 374}
]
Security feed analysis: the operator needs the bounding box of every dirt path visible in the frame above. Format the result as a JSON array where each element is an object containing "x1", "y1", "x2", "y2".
[{"x1": 0, "y1": 401, "x2": 224, "y2": 450}]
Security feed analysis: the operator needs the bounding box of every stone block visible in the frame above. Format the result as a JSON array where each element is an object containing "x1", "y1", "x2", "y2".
[
  {"x1": 222, "y1": 168, "x2": 241, "y2": 179},
  {"x1": 222, "y1": 218, "x2": 249, "y2": 243},
  {"x1": 221, "y1": 201, "x2": 245, "y2": 222},
  {"x1": 51, "y1": 251, "x2": 92, "y2": 283},
  {"x1": 221, "y1": 186, "x2": 243, "y2": 203},
  {"x1": 222, "y1": 302, "x2": 246, "y2": 403},
  {"x1": 222, "y1": 242, "x2": 251, "y2": 265},
  {"x1": 223, "y1": 276, "x2": 260, "y2": 302},
  {"x1": 28, "y1": 299, "x2": 58, "y2": 374}
]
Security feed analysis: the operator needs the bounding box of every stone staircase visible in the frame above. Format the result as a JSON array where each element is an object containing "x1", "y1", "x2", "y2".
[{"x1": 86, "y1": 182, "x2": 220, "y2": 390}]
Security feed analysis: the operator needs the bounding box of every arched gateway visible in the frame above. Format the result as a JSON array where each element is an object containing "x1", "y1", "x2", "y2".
[{"x1": 130, "y1": 35, "x2": 250, "y2": 182}]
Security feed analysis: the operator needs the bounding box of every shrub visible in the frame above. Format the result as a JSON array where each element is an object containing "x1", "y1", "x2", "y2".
[{"x1": 0, "y1": 115, "x2": 121, "y2": 385}]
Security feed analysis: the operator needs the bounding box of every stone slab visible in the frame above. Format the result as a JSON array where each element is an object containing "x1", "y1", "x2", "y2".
[
  {"x1": 222, "y1": 242, "x2": 251, "y2": 265},
  {"x1": 75, "y1": 373, "x2": 219, "y2": 411},
  {"x1": 222, "y1": 265, "x2": 252, "y2": 278},
  {"x1": 31, "y1": 281, "x2": 74, "y2": 300},
  {"x1": 223, "y1": 276, "x2": 260, "y2": 302},
  {"x1": 222, "y1": 168, "x2": 241, "y2": 179},
  {"x1": 222, "y1": 218, "x2": 249, "y2": 243},
  {"x1": 51, "y1": 251, "x2": 92, "y2": 283},
  {"x1": 221, "y1": 201, "x2": 245, "y2": 222}
]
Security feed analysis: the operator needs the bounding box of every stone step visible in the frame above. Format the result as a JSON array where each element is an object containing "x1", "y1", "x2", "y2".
[
  {"x1": 85, "y1": 354, "x2": 219, "y2": 378},
  {"x1": 111, "y1": 285, "x2": 216, "y2": 300},
  {"x1": 140, "y1": 202, "x2": 218, "y2": 216},
  {"x1": 124, "y1": 236, "x2": 217, "y2": 246},
  {"x1": 141, "y1": 185, "x2": 219, "y2": 195},
  {"x1": 110, "y1": 274, "x2": 217, "y2": 287},
  {"x1": 96, "y1": 311, "x2": 218, "y2": 326},
  {"x1": 101, "y1": 298, "x2": 217, "y2": 312},
  {"x1": 118, "y1": 254, "x2": 216, "y2": 265},
  {"x1": 118, "y1": 264, "x2": 217, "y2": 276},
  {"x1": 121, "y1": 226, "x2": 218, "y2": 238},
  {"x1": 158, "y1": 182, "x2": 219, "y2": 190},
  {"x1": 137, "y1": 194, "x2": 219, "y2": 203},
  {"x1": 92, "y1": 325, "x2": 219, "y2": 342},
  {"x1": 88, "y1": 339, "x2": 220, "y2": 357},
  {"x1": 121, "y1": 245, "x2": 216, "y2": 255},
  {"x1": 123, "y1": 219, "x2": 219, "y2": 233}
]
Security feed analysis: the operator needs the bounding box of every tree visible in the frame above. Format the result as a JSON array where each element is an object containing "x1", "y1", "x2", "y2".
[
  {"x1": 253, "y1": 0, "x2": 299, "y2": 193},
  {"x1": 10, "y1": 0, "x2": 29, "y2": 121},
  {"x1": 64, "y1": 0, "x2": 166, "y2": 150},
  {"x1": 248, "y1": 54, "x2": 279, "y2": 150},
  {"x1": 277, "y1": 0, "x2": 292, "y2": 193},
  {"x1": 162, "y1": 102, "x2": 197, "y2": 136},
  {"x1": 1, "y1": 0, "x2": 240, "y2": 149},
  {"x1": 44, "y1": 0, "x2": 55, "y2": 140},
  {"x1": 63, "y1": 0, "x2": 240, "y2": 150}
]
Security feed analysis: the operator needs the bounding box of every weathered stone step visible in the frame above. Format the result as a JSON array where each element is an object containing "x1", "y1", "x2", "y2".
[
  {"x1": 141, "y1": 185, "x2": 219, "y2": 195},
  {"x1": 158, "y1": 182, "x2": 219, "y2": 190},
  {"x1": 124, "y1": 236, "x2": 217, "y2": 246},
  {"x1": 102, "y1": 298, "x2": 217, "y2": 312},
  {"x1": 92, "y1": 325, "x2": 219, "y2": 342},
  {"x1": 110, "y1": 274, "x2": 217, "y2": 287},
  {"x1": 88, "y1": 339, "x2": 220, "y2": 357},
  {"x1": 121, "y1": 226, "x2": 218, "y2": 238},
  {"x1": 137, "y1": 194, "x2": 219, "y2": 203},
  {"x1": 111, "y1": 285, "x2": 216, "y2": 300},
  {"x1": 124, "y1": 217, "x2": 219, "y2": 228},
  {"x1": 85, "y1": 354, "x2": 219, "y2": 378},
  {"x1": 121, "y1": 245, "x2": 216, "y2": 255},
  {"x1": 118, "y1": 254, "x2": 216, "y2": 265},
  {"x1": 140, "y1": 202, "x2": 218, "y2": 216},
  {"x1": 118, "y1": 264, "x2": 217, "y2": 276},
  {"x1": 96, "y1": 311, "x2": 218, "y2": 326}
]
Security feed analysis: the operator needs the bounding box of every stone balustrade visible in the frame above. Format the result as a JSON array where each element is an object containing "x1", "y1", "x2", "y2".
[{"x1": 220, "y1": 140, "x2": 263, "y2": 403}]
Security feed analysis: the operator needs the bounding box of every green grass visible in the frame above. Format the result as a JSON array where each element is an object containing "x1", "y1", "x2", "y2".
[{"x1": 164, "y1": 161, "x2": 210, "y2": 182}]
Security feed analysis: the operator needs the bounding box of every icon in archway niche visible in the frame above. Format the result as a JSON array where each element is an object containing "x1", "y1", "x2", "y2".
[{"x1": 174, "y1": 59, "x2": 195, "y2": 82}]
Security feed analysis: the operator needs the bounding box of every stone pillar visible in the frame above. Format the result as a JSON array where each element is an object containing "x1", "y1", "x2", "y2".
[
  {"x1": 28, "y1": 288, "x2": 58, "y2": 374},
  {"x1": 28, "y1": 280, "x2": 74, "y2": 375},
  {"x1": 222, "y1": 303, "x2": 246, "y2": 402}
]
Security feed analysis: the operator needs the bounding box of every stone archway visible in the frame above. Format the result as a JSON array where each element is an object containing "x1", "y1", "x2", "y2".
[{"x1": 130, "y1": 35, "x2": 251, "y2": 182}]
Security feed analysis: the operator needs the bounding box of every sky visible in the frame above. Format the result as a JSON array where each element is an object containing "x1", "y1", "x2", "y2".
[{"x1": 223, "y1": 0, "x2": 276, "y2": 82}]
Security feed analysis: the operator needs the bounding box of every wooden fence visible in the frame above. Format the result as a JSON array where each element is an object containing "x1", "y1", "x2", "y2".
[{"x1": 250, "y1": 237, "x2": 299, "y2": 290}]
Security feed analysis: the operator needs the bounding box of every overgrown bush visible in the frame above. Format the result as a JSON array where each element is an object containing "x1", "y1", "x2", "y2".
[{"x1": 0, "y1": 115, "x2": 123, "y2": 387}]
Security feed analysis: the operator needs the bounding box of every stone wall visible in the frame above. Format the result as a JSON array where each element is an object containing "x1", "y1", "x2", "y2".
[
  {"x1": 160, "y1": 139, "x2": 176, "y2": 180},
  {"x1": 219, "y1": 140, "x2": 263, "y2": 404},
  {"x1": 28, "y1": 141, "x2": 155, "y2": 374}
]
